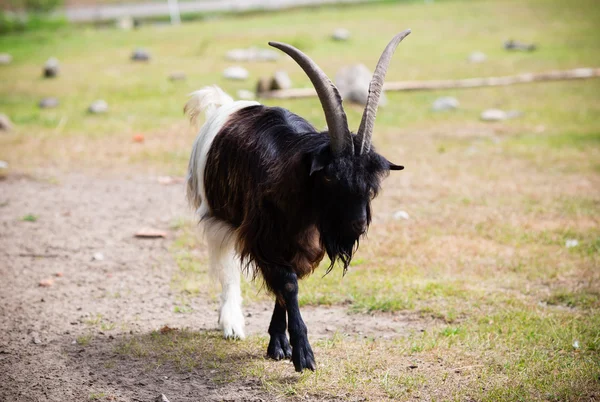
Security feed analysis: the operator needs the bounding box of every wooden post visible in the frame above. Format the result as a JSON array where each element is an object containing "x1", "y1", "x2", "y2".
[{"x1": 258, "y1": 68, "x2": 600, "y2": 100}]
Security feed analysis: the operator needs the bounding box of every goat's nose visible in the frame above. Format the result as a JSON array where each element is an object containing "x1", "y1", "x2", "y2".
[{"x1": 351, "y1": 219, "x2": 367, "y2": 235}]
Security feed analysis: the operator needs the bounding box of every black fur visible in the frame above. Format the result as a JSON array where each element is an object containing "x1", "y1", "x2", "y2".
[{"x1": 204, "y1": 105, "x2": 401, "y2": 371}]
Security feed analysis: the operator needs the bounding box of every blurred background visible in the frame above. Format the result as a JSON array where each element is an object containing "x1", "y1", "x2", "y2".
[{"x1": 0, "y1": 1, "x2": 599, "y2": 401}]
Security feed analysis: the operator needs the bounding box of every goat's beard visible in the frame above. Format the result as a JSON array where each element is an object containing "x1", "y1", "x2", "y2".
[{"x1": 320, "y1": 229, "x2": 361, "y2": 276}]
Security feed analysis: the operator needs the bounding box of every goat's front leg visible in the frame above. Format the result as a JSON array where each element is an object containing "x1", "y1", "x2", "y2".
[
  {"x1": 267, "y1": 300, "x2": 292, "y2": 360},
  {"x1": 275, "y1": 271, "x2": 315, "y2": 372}
]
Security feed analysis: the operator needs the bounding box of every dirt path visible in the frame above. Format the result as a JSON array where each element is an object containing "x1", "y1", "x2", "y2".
[{"x1": 0, "y1": 172, "x2": 422, "y2": 401}]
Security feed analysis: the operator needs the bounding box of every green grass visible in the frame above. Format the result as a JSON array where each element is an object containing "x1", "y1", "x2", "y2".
[{"x1": 2, "y1": 0, "x2": 600, "y2": 400}]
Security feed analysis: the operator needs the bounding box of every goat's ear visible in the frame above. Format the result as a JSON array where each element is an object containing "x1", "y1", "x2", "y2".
[
  {"x1": 387, "y1": 159, "x2": 404, "y2": 171},
  {"x1": 309, "y1": 146, "x2": 331, "y2": 176}
]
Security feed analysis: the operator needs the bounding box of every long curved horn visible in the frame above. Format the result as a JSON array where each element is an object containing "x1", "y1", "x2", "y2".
[
  {"x1": 269, "y1": 41, "x2": 352, "y2": 156},
  {"x1": 356, "y1": 30, "x2": 411, "y2": 155}
]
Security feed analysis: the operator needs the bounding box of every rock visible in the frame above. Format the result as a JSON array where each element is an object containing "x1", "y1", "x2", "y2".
[
  {"x1": 0, "y1": 161, "x2": 8, "y2": 169},
  {"x1": 223, "y1": 66, "x2": 249, "y2": 81},
  {"x1": 39, "y1": 97, "x2": 59, "y2": 109},
  {"x1": 480, "y1": 109, "x2": 507, "y2": 122},
  {"x1": 88, "y1": 100, "x2": 108, "y2": 114},
  {"x1": 32, "y1": 337, "x2": 42, "y2": 345},
  {"x1": 0, "y1": 53, "x2": 12, "y2": 65},
  {"x1": 332, "y1": 28, "x2": 350, "y2": 41},
  {"x1": 92, "y1": 252, "x2": 104, "y2": 261},
  {"x1": 468, "y1": 51, "x2": 486, "y2": 63},
  {"x1": 269, "y1": 70, "x2": 292, "y2": 90},
  {"x1": 116, "y1": 16, "x2": 134, "y2": 30},
  {"x1": 0, "y1": 114, "x2": 13, "y2": 131},
  {"x1": 256, "y1": 77, "x2": 270, "y2": 94},
  {"x1": 168, "y1": 72, "x2": 186, "y2": 81},
  {"x1": 155, "y1": 394, "x2": 171, "y2": 402},
  {"x1": 225, "y1": 47, "x2": 279, "y2": 62},
  {"x1": 237, "y1": 89, "x2": 255, "y2": 100},
  {"x1": 565, "y1": 239, "x2": 579, "y2": 248},
  {"x1": 43, "y1": 58, "x2": 59, "y2": 78},
  {"x1": 335, "y1": 64, "x2": 387, "y2": 106},
  {"x1": 504, "y1": 39, "x2": 536, "y2": 52},
  {"x1": 39, "y1": 278, "x2": 54, "y2": 287},
  {"x1": 131, "y1": 48, "x2": 150, "y2": 62},
  {"x1": 431, "y1": 96, "x2": 459, "y2": 112},
  {"x1": 393, "y1": 210, "x2": 410, "y2": 220}
]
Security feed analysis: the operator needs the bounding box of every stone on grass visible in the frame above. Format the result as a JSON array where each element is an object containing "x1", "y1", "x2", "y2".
[
  {"x1": 225, "y1": 47, "x2": 279, "y2": 62},
  {"x1": 168, "y1": 72, "x2": 186, "y2": 81},
  {"x1": 270, "y1": 70, "x2": 292, "y2": 90},
  {"x1": 88, "y1": 100, "x2": 108, "y2": 114},
  {"x1": 237, "y1": 89, "x2": 255, "y2": 100},
  {"x1": 131, "y1": 48, "x2": 150, "y2": 62},
  {"x1": 468, "y1": 51, "x2": 486, "y2": 63},
  {"x1": 223, "y1": 66, "x2": 249, "y2": 81},
  {"x1": 332, "y1": 28, "x2": 350, "y2": 41},
  {"x1": 565, "y1": 239, "x2": 579, "y2": 248},
  {"x1": 0, "y1": 53, "x2": 12, "y2": 65},
  {"x1": 480, "y1": 109, "x2": 507, "y2": 122},
  {"x1": 256, "y1": 77, "x2": 270, "y2": 95},
  {"x1": 0, "y1": 114, "x2": 13, "y2": 131},
  {"x1": 393, "y1": 210, "x2": 410, "y2": 220},
  {"x1": 335, "y1": 64, "x2": 387, "y2": 106},
  {"x1": 431, "y1": 96, "x2": 459, "y2": 112},
  {"x1": 43, "y1": 58, "x2": 59, "y2": 78},
  {"x1": 504, "y1": 39, "x2": 536, "y2": 52},
  {"x1": 39, "y1": 97, "x2": 59, "y2": 109}
]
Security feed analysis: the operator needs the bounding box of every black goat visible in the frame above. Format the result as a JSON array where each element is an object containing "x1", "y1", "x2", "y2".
[{"x1": 185, "y1": 30, "x2": 410, "y2": 372}]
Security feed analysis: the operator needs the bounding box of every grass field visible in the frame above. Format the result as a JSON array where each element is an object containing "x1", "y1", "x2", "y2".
[{"x1": 1, "y1": 0, "x2": 599, "y2": 400}]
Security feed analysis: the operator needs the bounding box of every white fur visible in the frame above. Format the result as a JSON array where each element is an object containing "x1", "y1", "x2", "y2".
[{"x1": 185, "y1": 86, "x2": 259, "y2": 339}]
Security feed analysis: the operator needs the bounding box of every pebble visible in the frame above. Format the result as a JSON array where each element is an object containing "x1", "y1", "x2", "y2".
[
  {"x1": 0, "y1": 53, "x2": 12, "y2": 65},
  {"x1": 223, "y1": 66, "x2": 249, "y2": 81},
  {"x1": 88, "y1": 100, "x2": 108, "y2": 114},
  {"x1": 431, "y1": 96, "x2": 459, "y2": 111},
  {"x1": 131, "y1": 48, "x2": 151, "y2": 62},
  {"x1": 39, "y1": 97, "x2": 59, "y2": 109},
  {"x1": 0, "y1": 161, "x2": 8, "y2": 169},
  {"x1": 168, "y1": 72, "x2": 186, "y2": 81},
  {"x1": 0, "y1": 114, "x2": 12, "y2": 131},
  {"x1": 393, "y1": 210, "x2": 410, "y2": 220},
  {"x1": 32, "y1": 337, "x2": 42, "y2": 345},
  {"x1": 468, "y1": 51, "x2": 487, "y2": 63},
  {"x1": 155, "y1": 394, "x2": 171, "y2": 402},
  {"x1": 480, "y1": 109, "x2": 507, "y2": 122},
  {"x1": 237, "y1": 89, "x2": 255, "y2": 100},
  {"x1": 92, "y1": 252, "x2": 105, "y2": 261},
  {"x1": 565, "y1": 239, "x2": 579, "y2": 248},
  {"x1": 225, "y1": 47, "x2": 279, "y2": 62},
  {"x1": 43, "y1": 58, "x2": 59, "y2": 78},
  {"x1": 332, "y1": 28, "x2": 350, "y2": 41}
]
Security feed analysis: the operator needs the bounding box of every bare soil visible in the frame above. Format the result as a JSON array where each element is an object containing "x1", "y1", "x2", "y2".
[{"x1": 0, "y1": 172, "x2": 427, "y2": 402}]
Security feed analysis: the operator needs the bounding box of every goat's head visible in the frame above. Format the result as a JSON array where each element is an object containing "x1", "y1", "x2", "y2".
[{"x1": 269, "y1": 30, "x2": 410, "y2": 272}]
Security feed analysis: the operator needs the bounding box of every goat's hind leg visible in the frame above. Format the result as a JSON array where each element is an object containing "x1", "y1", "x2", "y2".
[
  {"x1": 267, "y1": 300, "x2": 292, "y2": 360},
  {"x1": 205, "y1": 221, "x2": 245, "y2": 339}
]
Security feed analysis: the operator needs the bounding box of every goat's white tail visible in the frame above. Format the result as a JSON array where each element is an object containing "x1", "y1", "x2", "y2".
[{"x1": 184, "y1": 85, "x2": 234, "y2": 126}]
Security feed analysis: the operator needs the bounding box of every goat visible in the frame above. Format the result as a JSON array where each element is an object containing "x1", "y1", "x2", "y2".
[{"x1": 185, "y1": 30, "x2": 411, "y2": 372}]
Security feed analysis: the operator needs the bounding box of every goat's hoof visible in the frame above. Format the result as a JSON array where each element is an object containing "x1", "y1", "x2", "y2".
[
  {"x1": 267, "y1": 333, "x2": 292, "y2": 360},
  {"x1": 291, "y1": 337, "x2": 315, "y2": 372}
]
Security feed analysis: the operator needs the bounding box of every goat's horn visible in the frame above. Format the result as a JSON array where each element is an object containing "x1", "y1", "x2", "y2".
[
  {"x1": 269, "y1": 41, "x2": 353, "y2": 156},
  {"x1": 356, "y1": 30, "x2": 411, "y2": 155}
]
